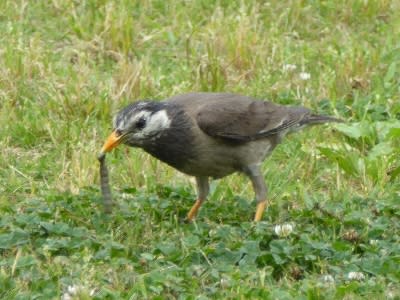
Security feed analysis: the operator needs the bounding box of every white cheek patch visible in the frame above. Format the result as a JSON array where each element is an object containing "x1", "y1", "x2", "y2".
[
  {"x1": 115, "y1": 108, "x2": 171, "y2": 141},
  {"x1": 141, "y1": 110, "x2": 171, "y2": 136}
]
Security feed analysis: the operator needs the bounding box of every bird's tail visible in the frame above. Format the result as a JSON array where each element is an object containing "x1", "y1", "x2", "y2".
[{"x1": 300, "y1": 114, "x2": 343, "y2": 126}]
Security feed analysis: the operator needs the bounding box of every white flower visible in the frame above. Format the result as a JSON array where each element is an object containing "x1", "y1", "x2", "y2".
[
  {"x1": 369, "y1": 239, "x2": 379, "y2": 246},
  {"x1": 321, "y1": 274, "x2": 335, "y2": 283},
  {"x1": 274, "y1": 223, "x2": 294, "y2": 237},
  {"x1": 61, "y1": 285, "x2": 85, "y2": 300},
  {"x1": 283, "y1": 64, "x2": 297, "y2": 72},
  {"x1": 220, "y1": 276, "x2": 232, "y2": 288},
  {"x1": 347, "y1": 271, "x2": 365, "y2": 281},
  {"x1": 299, "y1": 72, "x2": 311, "y2": 80},
  {"x1": 67, "y1": 285, "x2": 82, "y2": 295}
]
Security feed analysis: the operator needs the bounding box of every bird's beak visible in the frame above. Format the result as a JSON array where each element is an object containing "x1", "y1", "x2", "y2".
[{"x1": 100, "y1": 131, "x2": 122, "y2": 154}]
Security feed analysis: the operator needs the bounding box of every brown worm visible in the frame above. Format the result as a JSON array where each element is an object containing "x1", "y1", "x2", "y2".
[{"x1": 97, "y1": 153, "x2": 113, "y2": 213}]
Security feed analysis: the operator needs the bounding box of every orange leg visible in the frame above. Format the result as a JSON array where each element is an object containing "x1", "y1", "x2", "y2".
[
  {"x1": 187, "y1": 177, "x2": 209, "y2": 222},
  {"x1": 244, "y1": 165, "x2": 268, "y2": 222},
  {"x1": 187, "y1": 199, "x2": 203, "y2": 221},
  {"x1": 254, "y1": 200, "x2": 267, "y2": 222}
]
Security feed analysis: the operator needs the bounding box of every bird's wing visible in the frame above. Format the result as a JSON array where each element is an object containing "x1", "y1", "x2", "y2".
[{"x1": 196, "y1": 98, "x2": 309, "y2": 142}]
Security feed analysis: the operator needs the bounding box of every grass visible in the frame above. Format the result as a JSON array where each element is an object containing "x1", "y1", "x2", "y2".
[{"x1": 1, "y1": 0, "x2": 400, "y2": 298}]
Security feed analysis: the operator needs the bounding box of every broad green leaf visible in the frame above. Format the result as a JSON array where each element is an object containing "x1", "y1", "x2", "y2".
[
  {"x1": 388, "y1": 165, "x2": 400, "y2": 181},
  {"x1": 334, "y1": 123, "x2": 363, "y2": 139},
  {"x1": 376, "y1": 120, "x2": 400, "y2": 140},
  {"x1": 367, "y1": 142, "x2": 393, "y2": 160},
  {"x1": 182, "y1": 235, "x2": 200, "y2": 248},
  {"x1": 384, "y1": 62, "x2": 397, "y2": 83},
  {"x1": 156, "y1": 242, "x2": 179, "y2": 256},
  {"x1": 318, "y1": 147, "x2": 360, "y2": 176},
  {"x1": 388, "y1": 127, "x2": 400, "y2": 139},
  {"x1": 39, "y1": 222, "x2": 71, "y2": 235},
  {"x1": 0, "y1": 230, "x2": 30, "y2": 249},
  {"x1": 42, "y1": 238, "x2": 70, "y2": 251},
  {"x1": 13, "y1": 255, "x2": 38, "y2": 268},
  {"x1": 140, "y1": 252, "x2": 154, "y2": 261},
  {"x1": 334, "y1": 122, "x2": 375, "y2": 142}
]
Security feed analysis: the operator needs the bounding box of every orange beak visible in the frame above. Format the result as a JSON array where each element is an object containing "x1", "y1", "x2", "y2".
[{"x1": 100, "y1": 131, "x2": 122, "y2": 153}]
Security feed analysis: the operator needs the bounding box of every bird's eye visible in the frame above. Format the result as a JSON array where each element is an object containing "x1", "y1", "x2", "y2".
[
  {"x1": 115, "y1": 129, "x2": 122, "y2": 136},
  {"x1": 136, "y1": 117, "x2": 146, "y2": 130}
]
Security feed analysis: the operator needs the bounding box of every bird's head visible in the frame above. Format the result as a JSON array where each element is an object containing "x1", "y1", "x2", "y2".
[{"x1": 100, "y1": 101, "x2": 171, "y2": 154}]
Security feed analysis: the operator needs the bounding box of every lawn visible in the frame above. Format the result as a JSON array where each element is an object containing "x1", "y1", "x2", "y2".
[{"x1": 1, "y1": 0, "x2": 400, "y2": 299}]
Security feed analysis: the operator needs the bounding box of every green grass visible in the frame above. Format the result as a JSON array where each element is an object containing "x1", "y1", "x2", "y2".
[{"x1": 1, "y1": 0, "x2": 400, "y2": 298}]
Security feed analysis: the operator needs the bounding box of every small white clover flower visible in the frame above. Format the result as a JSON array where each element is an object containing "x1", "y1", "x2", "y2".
[
  {"x1": 347, "y1": 271, "x2": 365, "y2": 281},
  {"x1": 61, "y1": 285, "x2": 85, "y2": 300},
  {"x1": 274, "y1": 223, "x2": 294, "y2": 237},
  {"x1": 369, "y1": 239, "x2": 379, "y2": 246},
  {"x1": 299, "y1": 72, "x2": 311, "y2": 80},
  {"x1": 220, "y1": 275, "x2": 232, "y2": 288},
  {"x1": 321, "y1": 274, "x2": 335, "y2": 283},
  {"x1": 283, "y1": 64, "x2": 297, "y2": 72},
  {"x1": 68, "y1": 284, "x2": 84, "y2": 295}
]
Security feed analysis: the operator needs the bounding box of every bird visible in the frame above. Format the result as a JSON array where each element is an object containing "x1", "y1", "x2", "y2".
[{"x1": 99, "y1": 92, "x2": 341, "y2": 222}]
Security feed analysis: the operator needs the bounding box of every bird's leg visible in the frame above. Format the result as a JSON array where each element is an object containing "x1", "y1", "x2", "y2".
[
  {"x1": 244, "y1": 164, "x2": 268, "y2": 222},
  {"x1": 187, "y1": 176, "x2": 209, "y2": 221}
]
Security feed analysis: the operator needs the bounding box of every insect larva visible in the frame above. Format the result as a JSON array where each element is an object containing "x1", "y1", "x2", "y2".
[{"x1": 98, "y1": 153, "x2": 113, "y2": 213}]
